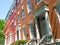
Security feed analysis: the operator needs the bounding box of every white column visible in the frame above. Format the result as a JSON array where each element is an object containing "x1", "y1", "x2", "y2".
[
  {"x1": 35, "y1": 18, "x2": 40, "y2": 39},
  {"x1": 29, "y1": 27, "x2": 33, "y2": 39},
  {"x1": 9, "y1": 32, "x2": 12, "y2": 44},
  {"x1": 23, "y1": 31, "x2": 26, "y2": 40},
  {"x1": 45, "y1": 11, "x2": 54, "y2": 43},
  {"x1": 35, "y1": 18, "x2": 40, "y2": 42},
  {"x1": 45, "y1": 11, "x2": 52, "y2": 35},
  {"x1": 4, "y1": 36, "x2": 7, "y2": 45},
  {"x1": 19, "y1": 30, "x2": 21, "y2": 40}
]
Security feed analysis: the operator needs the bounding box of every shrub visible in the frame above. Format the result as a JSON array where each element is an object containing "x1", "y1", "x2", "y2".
[{"x1": 10, "y1": 40, "x2": 27, "y2": 45}]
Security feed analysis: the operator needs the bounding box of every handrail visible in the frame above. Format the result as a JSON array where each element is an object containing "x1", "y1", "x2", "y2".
[
  {"x1": 25, "y1": 34, "x2": 53, "y2": 45},
  {"x1": 25, "y1": 38, "x2": 37, "y2": 45},
  {"x1": 37, "y1": 34, "x2": 52, "y2": 45},
  {"x1": 25, "y1": 39, "x2": 32, "y2": 45}
]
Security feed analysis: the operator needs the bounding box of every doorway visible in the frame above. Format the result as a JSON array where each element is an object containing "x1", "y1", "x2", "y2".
[{"x1": 36, "y1": 15, "x2": 48, "y2": 38}]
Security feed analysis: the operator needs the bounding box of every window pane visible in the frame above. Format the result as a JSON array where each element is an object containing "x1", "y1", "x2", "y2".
[
  {"x1": 27, "y1": 0, "x2": 31, "y2": 13},
  {"x1": 22, "y1": 8, "x2": 24, "y2": 19},
  {"x1": 29, "y1": 23, "x2": 34, "y2": 37},
  {"x1": 18, "y1": 15, "x2": 20, "y2": 23}
]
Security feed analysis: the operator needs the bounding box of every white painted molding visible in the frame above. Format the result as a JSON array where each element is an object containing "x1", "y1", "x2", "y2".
[
  {"x1": 56, "y1": 39, "x2": 60, "y2": 42},
  {"x1": 19, "y1": 30, "x2": 21, "y2": 40},
  {"x1": 55, "y1": 9, "x2": 60, "y2": 23},
  {"x1": 37, "y1": 0, "x2": 42, "y2": 5}
]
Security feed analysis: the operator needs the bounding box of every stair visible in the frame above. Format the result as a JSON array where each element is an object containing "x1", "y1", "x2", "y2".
[{"x1": 25, "y1": 34, "x2": 56, "y2": 45}]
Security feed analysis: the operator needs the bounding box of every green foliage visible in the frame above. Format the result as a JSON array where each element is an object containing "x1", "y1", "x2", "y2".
[
  {"x1": 0, "y1": 19, "x2": 5, "y2": 45},
  {"x1": 11, "y1": 40, "x2": 27, "y2": 45},
  {"x1": 0, "y1": 19, "x2": 5, "y2": 31}
]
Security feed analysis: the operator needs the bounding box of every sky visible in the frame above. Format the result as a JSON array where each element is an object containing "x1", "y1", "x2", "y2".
[{"x1": 0, "y1": 0, "x2": 14, "y2": 19}]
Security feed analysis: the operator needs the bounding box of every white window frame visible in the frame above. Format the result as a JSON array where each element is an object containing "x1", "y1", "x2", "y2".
[
  {"x1": 18, "y1": 12, "x2": 20, "y2": 23},
  {"x1": 22, "y1": 25, "x2": 26, "y2": 40},
  {"x1": 55, "y1": 9, "x2": 60, "y2": 22},
  {"x1": 27, "y1": 0, "x2": 31, "y2": 13},
  {"x1": 22, "y1": 6, "x2": 24, "y2": 19},
  {"x1": 28, "y1": 21, "x2": 34, "y2": 39}
]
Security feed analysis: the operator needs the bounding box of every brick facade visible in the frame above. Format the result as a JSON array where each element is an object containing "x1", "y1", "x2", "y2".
[{"x1": 3, "y1": 0, "x2": 60, "y2": 45}]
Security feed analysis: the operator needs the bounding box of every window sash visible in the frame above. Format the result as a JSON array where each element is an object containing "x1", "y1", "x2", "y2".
[
  {"x1": 29, "y1": 24, "x2": 34, "y2": 36},
  {"x1": 22, "y1": 8, "x2": 24, "y2": 19},
  {"x1": 18, "y1": 15, "x2": 20, "y2": 23},
  {"x1": 27, "y1": 0, "x2": 31, "y2": 13}
]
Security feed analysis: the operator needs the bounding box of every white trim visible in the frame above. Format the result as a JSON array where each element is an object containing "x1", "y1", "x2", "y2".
[
  {"x1": 45, "y1": 11, "x2": 52, "y2": 35},
  {"x1": 35, "y1": 17, "x2": 40, "y2": 39},
  {"x1": 27, "y1": 0, "x2": 31, "y2": 13},
  {"x1": 37, "y1": 0, "x2": 42, "y2": 5},
  {"x1": 4, "y1": 36, "x2": 7, "y2": 45},
  {"x1": 19, "y1": 30, "x2": 21, "y2": 40},
  {"x1": 9, "y1": 32, "x2": 12, "y2": 45},
  {"x1": 35, "y1": 24, "x2": 40, "y2": 39},
  {"x1": 55, "y1": 9, "x2": 60, "y2": 23},
  {"x1": 56, "y1": 39, "x2": 60, "y2": 42},
  {"x1": 23, "y1": 31, "x2": 26, "y2": 40},
  {"x1": 18, "y1": 11, "x2": 19, "y2": 15},
  {"x1": 45, "y1": 10, "x2": 55, "y2": 43},
  {"x1": 29, "y1": 27, "x2": 34, "y2": 39}
]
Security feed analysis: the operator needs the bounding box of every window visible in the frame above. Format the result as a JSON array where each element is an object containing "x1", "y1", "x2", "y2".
[
  {"x1": 29, "y1": 23, "x2": 34, "y2": 39},
  {"x1": 37, "y1": 0, "x2": 41, "y2": 3},
  {"x1": 17, "y1": 0, "x2": 20, "y2": 3},
  {"x1": 18, "y1": 12, "x2": 20, "y2": 23},
  {"x1": 27, "y1": 0, "x2": 31, "y2": 13},
  {"x1": 22, "y1": 27, "x2": 26, "y2": 37},
  {"x1": 55, "y1": 6, "x2": 60, "y2": 15},
  {"x1": 17, "y1": 0, "x2": 20, "y2": 8},
  {"x1": 22, "y1": 7, "x2": 24, "y2": 19},
  {"x1": 14, "y1": 19, "x2": 16, "y2": 26},
  {"x1": 29, "y1": 24, "x2": 34, "y2": 36}
]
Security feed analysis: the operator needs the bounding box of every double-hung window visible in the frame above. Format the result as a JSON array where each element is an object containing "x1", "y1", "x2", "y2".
[
  {"x1": 22, "y1": 7, "x2": 24, "y2": 19},
  {"x1": 18, "y1": 12, "x2": 20, "y2": 23},
  {"x1": 27, "y1": 0, "x2": 31, "y2": 13},
  {"x1": 29, "y1": 22, "x2": 34, "y2": 39}
]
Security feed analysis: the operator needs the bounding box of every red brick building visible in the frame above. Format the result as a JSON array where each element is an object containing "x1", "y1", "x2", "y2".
[{"x1": 3, "y1": 0, "x2": 60, "y2": 45}]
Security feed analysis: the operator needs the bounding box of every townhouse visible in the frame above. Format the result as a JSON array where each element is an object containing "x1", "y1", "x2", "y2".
[{"x1": 3, "y1": 0, "x2": 60, "y2": 45}]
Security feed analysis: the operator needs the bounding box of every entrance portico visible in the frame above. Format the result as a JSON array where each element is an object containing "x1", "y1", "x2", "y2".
[{"x1": 33, "y1": 2, "x2": 53, "y2": 43}]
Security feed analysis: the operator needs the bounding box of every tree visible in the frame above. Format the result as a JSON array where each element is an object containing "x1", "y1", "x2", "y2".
[{"x1": 0, "y1": 19, "x2": 5, "y2": 45}]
